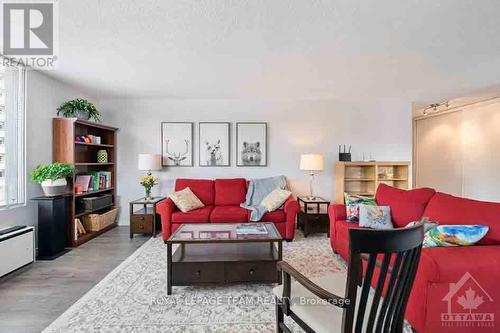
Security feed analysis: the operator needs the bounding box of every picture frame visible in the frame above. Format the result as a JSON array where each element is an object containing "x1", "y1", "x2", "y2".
[
  {"x1": 236, "y1": 122, "x2": 267, "y2": 167},
  {"x1": 161, "y1": 122, "x2": 194, "y2": 167},
  {"x1": 198, "y1": 122, "x2": 230, "y2": 167}
]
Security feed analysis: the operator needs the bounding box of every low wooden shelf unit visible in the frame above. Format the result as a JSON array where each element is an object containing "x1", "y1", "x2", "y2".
[{"x1": 335, "y1": 161, "x2": 410, "y2": 203}]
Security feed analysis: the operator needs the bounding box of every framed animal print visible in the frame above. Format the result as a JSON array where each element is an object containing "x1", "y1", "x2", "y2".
[
  {"x1": 198, "y1": 122, "x2": 230, "y2": 167},
  {"x1": 161, "y1": 122, "x2": 193, "y2": 167},
  {"x1": 236, "y1": 122, "x2": 267, "y2": 167}
]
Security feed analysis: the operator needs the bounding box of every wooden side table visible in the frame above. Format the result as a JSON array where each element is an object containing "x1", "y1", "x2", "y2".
[
  {"x1": 297, "y1": 196, "x2": 330, "y2": 237},
  {"x1": 129, "y1": 196, "x2": 166, "y2": 238}
]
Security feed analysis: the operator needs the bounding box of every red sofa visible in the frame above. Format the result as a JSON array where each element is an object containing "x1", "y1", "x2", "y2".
[
  {"x1": 158, "y1": 178, "x2": 300, "y2": 241},
  {"x1": 329, "y1": 184, "x2": 500, "y2": 333}
]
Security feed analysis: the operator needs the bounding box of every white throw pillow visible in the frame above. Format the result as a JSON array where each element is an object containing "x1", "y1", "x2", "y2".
[
  {"x1": 261, "y1": 188, "x2": 292, "y2": 212},
  {"x1": 169, "y1": 187, "x2": 204, "y2": 213}
]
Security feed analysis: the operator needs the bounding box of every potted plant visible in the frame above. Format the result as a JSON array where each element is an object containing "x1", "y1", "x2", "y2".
[
  {"x1": 57, "y1": 98, "x2": 101, "y2": 122},
  {"x1": 31, "y1": 163, "x2": 76, "y2": 196}
]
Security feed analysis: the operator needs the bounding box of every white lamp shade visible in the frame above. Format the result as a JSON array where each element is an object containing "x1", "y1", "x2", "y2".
[
  {"x1": 300, "y1": 154, "x2": 324, "y2": 171},
  {"x1": 138, "y1": 154, "x2": 162, "y2": 171}
]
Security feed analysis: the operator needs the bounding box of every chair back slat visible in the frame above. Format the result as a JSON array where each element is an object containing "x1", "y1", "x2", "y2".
[
  {"x1": 354, "y1": 254, "x2": 377, "y2": 332},
  {"x1": 345, "y1": 224, "x2": 424, "y2": 333},
  {"x1": 393, "y1": 247, "x2": 422, "y2": 331},
  {"x1": 366, "y1": 253, "x2": 391, "y2": 332}
]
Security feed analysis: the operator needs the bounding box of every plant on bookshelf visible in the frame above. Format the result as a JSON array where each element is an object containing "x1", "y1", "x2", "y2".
[
  {"x1": 31, "y1": 162, "x2": 76, "y2": 196},
  {"x1": 57, "y1": 98, "x2": 101, "y2": 122}
]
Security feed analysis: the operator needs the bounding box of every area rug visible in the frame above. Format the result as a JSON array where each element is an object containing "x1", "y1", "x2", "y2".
[{"x1": 43, "y1": 232, "x2": 412, "y2": 332}]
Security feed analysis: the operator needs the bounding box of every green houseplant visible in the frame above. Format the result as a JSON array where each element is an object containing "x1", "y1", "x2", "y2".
[
  {"x1": 31, "y1": 163, "x2": 76, "y2": 196},
  {"x1": 57, "y1": 98, "x2": 101, "y2": 122}
]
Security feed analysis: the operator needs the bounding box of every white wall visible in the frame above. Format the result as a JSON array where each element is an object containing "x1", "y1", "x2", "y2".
[
  {"x1": 0, "y1": 70, "x2": 96, "y2": 231},
  {"x1": 101, "y1": 98, "x2": 412, "y2": 225}
]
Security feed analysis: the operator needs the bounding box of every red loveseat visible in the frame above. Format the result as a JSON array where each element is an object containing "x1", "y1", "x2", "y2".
[
  {"x1": 329, "y1": 184, "x2": 500, "y2": 333},
  {"x1": 158, "y1": 178, "x2": 300, "y2": 241}
]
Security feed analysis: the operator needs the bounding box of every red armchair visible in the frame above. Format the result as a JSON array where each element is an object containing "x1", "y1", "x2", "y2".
[
  {"x1": 329, "y1": 184, "x2": 500, "y2": 333},
  {"x1": 158, "y1": 178, "x2": 300, "y2": 241}
]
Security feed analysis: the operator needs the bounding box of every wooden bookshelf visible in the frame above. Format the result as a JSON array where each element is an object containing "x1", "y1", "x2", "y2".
[
  {"x1": 53, "y1": 118, "x2": 118, "y2": 247},
  {"x1": 334, "y1": 161, "x2": 410, "y2": 203}
]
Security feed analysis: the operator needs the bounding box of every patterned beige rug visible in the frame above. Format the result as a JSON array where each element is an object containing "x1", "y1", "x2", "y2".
[{"x1": 43, "y1": 232, "x2": 344, "y2": 332}]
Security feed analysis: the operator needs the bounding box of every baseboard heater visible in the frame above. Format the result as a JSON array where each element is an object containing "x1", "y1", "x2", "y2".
[{"x1": 0, "y1": 226, "x2": 35, "y2": 278}]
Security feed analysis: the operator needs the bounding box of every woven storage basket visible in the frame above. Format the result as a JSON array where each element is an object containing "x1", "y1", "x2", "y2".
[{"x1": 83, "y1": 208, "x2": 118, "y2": 232}]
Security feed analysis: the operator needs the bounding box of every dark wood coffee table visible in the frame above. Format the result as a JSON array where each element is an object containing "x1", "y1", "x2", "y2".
[{"x1": 165, "y1": 223, "x2": 283, "y2": 294}]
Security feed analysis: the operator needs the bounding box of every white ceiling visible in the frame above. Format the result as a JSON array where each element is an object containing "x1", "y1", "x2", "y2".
[{"x1": 46, "y1": 0, "x2": 500, "y2": 101}]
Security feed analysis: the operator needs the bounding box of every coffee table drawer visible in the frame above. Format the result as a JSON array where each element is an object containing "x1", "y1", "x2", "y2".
[
  {"x1": 172, "y1": 262, "x2": 225, "y2": 284},
  {"x1": 225, "y1": 261, "x2": 278, "y2": 282}
]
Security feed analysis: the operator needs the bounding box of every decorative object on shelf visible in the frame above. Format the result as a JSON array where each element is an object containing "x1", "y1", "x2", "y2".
[
  {"x1": 75, "y1": 135, "x2": 101, "y2": 144},
  {"x1": 198, "y1": 122, "x2": 230, "y2": 167},
  {"x1": 299, "y1": 154, "x2": 324, "y2": 200},
  {"x1": 362, "y1": 152, "x2": 375, "y2": 162},
  {"x1": 83, "y1": 208, "x2": 118, "y2": 232},
  {"x1": 57, "y1": 98, "x2": 101, "y2": 122},
  {"x1": 161, "y1": 122, "x2": 193, "y2": 166},
  {"x1": 378, "y1": 168, "x2": 394, "y2": 180},
  {"x1": 338, "y1": 144, "x2": 351, "y2": 161},
  {"x1": 236, "y1": 122, "x2": 267, "y2": 166},
  {"x1": 138, "y1": 154, "x2": 161, "y2": 199},
  {"x1": 31, "y1": 163, "x2": 76, "y2": 196},
  {"x1": 97, "y1": 149, "x2": 108, "y2": 163}
]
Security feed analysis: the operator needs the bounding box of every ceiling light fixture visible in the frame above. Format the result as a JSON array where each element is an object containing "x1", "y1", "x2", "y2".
[{"x1": 422, "y1": 101, "x2": 449, "y2": 116}]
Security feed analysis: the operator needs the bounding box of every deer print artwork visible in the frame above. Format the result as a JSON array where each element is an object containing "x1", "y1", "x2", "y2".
[
  {"x1": 161, "y1": 122, "x2": 193, "y2": 166},
  {"x1": 164, "y1": 139, "x2": 190, "y2": 166}
]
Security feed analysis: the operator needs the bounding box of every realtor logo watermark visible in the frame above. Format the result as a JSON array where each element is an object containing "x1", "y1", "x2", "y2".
[
  {"x1": 441, "y1": 272, "x2": 494, "y2": 328},
  {"x1": 1, "y1": 0, "x2": 58, "y2": 68}
]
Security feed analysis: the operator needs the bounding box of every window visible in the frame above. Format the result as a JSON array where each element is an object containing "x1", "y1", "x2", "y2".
[{"x1": 0, "y1": 62, "x2": 26, "y2": 208}]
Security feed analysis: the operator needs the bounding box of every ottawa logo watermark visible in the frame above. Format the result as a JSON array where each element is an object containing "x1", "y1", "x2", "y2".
[
  {"x1": 441, "y1": 272, "x2": 494, "y2": 328},
  {"x1": 1, "y1": 0, "x2": 58, "y2": 69}
]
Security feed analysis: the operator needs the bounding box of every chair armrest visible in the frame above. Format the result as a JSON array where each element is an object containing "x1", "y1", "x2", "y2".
[
  {"x1": 277, "y1": 261, "x2": 349, "y2": 308},
  {"x1": 328, "y1": 204, "x2": 346, "y2": 222}
]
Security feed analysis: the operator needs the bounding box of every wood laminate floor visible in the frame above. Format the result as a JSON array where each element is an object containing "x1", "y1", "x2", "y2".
[{"x1": 0, "y1": 227, "x2": 150, "y2": 333}]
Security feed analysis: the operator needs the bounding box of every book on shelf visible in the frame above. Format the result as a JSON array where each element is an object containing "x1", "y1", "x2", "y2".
[
  {"x1": 73, "y1": 218, "x2": 86, "y2": 240},
  {"x1": 75, "y1": 172, "x2": 112, "y2": 192},
  {"x1": 236, "y1": 223, "x2": 268, "y2": 235}
]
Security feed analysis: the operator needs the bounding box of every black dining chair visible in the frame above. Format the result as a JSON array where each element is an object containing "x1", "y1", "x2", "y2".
[{"x1": 273, "y1": 224, "x2": 424, "y2": 333}]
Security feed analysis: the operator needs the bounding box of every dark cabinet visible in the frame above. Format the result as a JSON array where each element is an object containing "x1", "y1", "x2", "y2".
[{"x1": 32, "y1": 195, "x2": 70, "y2": 259}]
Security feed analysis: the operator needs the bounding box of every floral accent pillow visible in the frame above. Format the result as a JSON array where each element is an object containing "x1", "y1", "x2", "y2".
[
  {"x1": 359, "y1": 204, "x2": 393, "y2": 229},
  {"x1": 423, "y1": 225, "x2": 489, "y2": 248},
  {"x1": 344, "y1": 193, "x2": 376, "y2": 222},
  {"x1": 169, "y1": 187, "x2": 204, "y2": 213},
  {"x1": 405, "y1": 220, "x2": 439, "y2": 233}
]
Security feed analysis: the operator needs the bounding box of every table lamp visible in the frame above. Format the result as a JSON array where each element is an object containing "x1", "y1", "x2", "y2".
[
  {"x1": 300, "y1": 154, "x2": 324, "y2": 200},
  {"x1": 138, "y1": 154, "x2": 162, "y2": 176}
]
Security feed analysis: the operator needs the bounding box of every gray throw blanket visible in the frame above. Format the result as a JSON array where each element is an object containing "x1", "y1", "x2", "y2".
[{"x1": 241, "y1": 175, "x2": 287, "y2": 221}]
